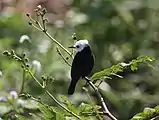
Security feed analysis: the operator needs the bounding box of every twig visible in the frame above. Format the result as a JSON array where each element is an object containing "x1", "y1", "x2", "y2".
[
  {"x1": 56, "y1": 47, "x2": 72, "y2": 67},
  {"x1": 84, "y1": 88, "x2": 103, "y2": 120},
  {"x1": 27, "y1": 69, "x2": 81, "y2": 120},
  {"x1": 29, "y1": 95, "x2": 54, "y2": 111},
  {"x1": 34, "y1": 20, "x2": 73, "y2": 59},
  {"x1": 84, "y1": 77, "x2": 117, "y2": 120},
  {"x1": 45, "y1": 31, "x2": 73, "y2": 58},
  {"x1": 27, "y1": 13, "x2": 73, "y2": 58},
  {"x1": 19, "y1": 69, "x2": 26, "y2": 94}
]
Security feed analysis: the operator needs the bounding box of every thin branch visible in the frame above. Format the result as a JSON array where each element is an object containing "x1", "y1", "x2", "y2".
[
  {"x1": 31, "y1": 24, "x2": 43, "y2": 31},
  {"x1": 84, "y1": 88, "x2": 103, "y2": 120},
  {"x1": 28, "y1": 70, "x2": 43, "y2": 88},
  {"x1": 35, "y1": 20, "x2": 73, "y2": 58},
  {"x1": 44, "y1": 31, "x2": 73, "y2": 58},
  {"x1": 19, "y1": 69, "x2": 25, "y2": 94},
  {"x1": 41, "y1": 15, "x2": 46, "y2": 31},
  {"x1": 56, "y1": 47, "x2": 72, "y2": 67},
  {"x1": 27, "y1": 69, "x2": 81, "y2": 120},
  {"x1": 29, "y1": 95, "x2": 54, "y2": 111},
  {"x1": 84, "y1": 77, "x2": 117, "y2": 120}
]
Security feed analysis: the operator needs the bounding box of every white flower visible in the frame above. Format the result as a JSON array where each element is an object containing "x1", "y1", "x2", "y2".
[
  {"x1": 0, "y1": 70, "x2": 2, "y2": 77},
  {"x1": 10, "y1": 90, "x2": 18, "y2": 99},
  {"x1": 32, "y1": 60, "x2": 41, "y2": 73},
  {"x1": 19, "y1": 35, "x2": 30, "y2": 43}
]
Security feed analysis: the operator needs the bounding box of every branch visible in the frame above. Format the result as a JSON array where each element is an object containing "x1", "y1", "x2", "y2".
[
  {"x1": 84, "y1": 77, "x2": 117, "y2": 120},
  {"x1": 26, "y1": 12, "x2": 73, "y2": 59},
  {"x1": 19, "y1": 69, "x2": 26, "y2": 94},
  {"x1": 56, "y1": 47, "x2": 72, "y2": 67},
  {"x1": 27, "y1": 69, "x2": 81, "y2": 120},
  {"x1": 83, "y1": 85, "x2": 103, "y2": 120},
  {"x1": 2, "y1": 50, "x2": 81, "y2": 120},
  {"x1": 26, "y1": 7, "x2": 117, "y2": 120}
]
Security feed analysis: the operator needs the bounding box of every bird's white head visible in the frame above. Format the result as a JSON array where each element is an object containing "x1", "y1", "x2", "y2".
[{"x1": 69, "y1": 40, "x2": 89, "y2": 52}]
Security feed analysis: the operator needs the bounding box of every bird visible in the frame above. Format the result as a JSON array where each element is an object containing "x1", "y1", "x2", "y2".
[{"x1": 68, "y1": 40, "x2": 94, "y2": 95}]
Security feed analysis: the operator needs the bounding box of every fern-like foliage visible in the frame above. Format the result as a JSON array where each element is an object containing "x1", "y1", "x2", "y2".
[
  {"x1": 91, "y1": 56, "x2": 155, "y2": 82},
  {"x1": 131, "y1": 105, "x2": 159, "y2": 120}
]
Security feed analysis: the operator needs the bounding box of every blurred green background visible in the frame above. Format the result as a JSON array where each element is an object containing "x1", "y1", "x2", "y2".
[{"x1": 0, "y1": 0, "x2": 159, "y2": 119}]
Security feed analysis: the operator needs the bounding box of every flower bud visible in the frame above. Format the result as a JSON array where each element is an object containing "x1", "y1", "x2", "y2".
[{"x1": 10, "y1": 90, "x2": 18, "y2": 99}]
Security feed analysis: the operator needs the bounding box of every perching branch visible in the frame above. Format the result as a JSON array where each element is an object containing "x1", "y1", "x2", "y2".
[
  {"x1": 84, "y1": 77, "x2": 117, "y2": 120},
  {"x1": 83, "y1": 86, "x2": 103, "y2": 120},
  {"x1": 26, "y1": 6, "x2": 117, "y2": 120}
]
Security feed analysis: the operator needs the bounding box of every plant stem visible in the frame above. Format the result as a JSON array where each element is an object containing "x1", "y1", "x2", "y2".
[
  {"x1": 84, "y1": 77, "x2": 117, "y2": 120},
  {"x1": 19, "y1": 69, "x2": 25, "y2": 94},
  {"x1": 28, "y1": 13, "x2": 117, "y2": 120},
  {"x1": 34, "y1": 20, "x2": 73, "y2": 58},
  {"x1": 56, "y1": 47, "x2": 72, "y2": 67},
  {"x1": 27, "y1": 69, "x2": 81, "y2": 120},
  {"x1": 41, "y1": 25, "x2": 117, "y2": 120},
  {"x1": 44, "y1": 31, "x2": 73, "y2": 58},
  {"x1": 45, "y1": 90, "x2": 81, "y2": 119},
  {"x1": 85, "y1": 89, "x2": 103, "y2": 120}
]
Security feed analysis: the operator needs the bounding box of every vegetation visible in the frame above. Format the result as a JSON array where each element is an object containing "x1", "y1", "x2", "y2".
[{"x1": 0, "y1": 0, "x2": 159, "y2": 120}]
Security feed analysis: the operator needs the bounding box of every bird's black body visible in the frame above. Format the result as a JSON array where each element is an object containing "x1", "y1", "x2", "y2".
[{"x1": 68, "y1": 46, "x2": 94, "y2": 95}]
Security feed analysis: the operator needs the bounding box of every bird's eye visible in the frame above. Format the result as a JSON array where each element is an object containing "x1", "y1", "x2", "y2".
[{"x1": 76, "y1": 45, "x2": 80, "y2": 48}]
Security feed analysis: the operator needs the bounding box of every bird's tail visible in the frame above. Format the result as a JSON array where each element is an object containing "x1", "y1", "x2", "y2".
[{"x1": 68, "y1": 79, "x2": 78, "y2": 95}]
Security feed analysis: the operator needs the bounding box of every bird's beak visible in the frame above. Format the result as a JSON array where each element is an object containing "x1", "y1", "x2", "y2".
[{"x1": 68, "y1": 46, "x2": 75, "y2": 48}]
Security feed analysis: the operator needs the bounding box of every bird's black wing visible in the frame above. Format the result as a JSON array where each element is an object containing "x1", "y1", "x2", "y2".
[
  {"x1": 71, "y1": 46, "x2": 94, "y2": 78},
  {"x1": 68, "y1": 52, "x2": 82, "y2": 95}
]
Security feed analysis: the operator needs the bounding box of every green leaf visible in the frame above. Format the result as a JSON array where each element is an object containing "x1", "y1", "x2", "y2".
[
  {"x1": 91, "y1": 64, "x2": 124, "y2": 81},
  {"x1": 79, "y1": 103, "x2": 93, "y2": 113},
  {"x1": 131, "y1": 106, "x2": 159, "y2": 120},
  {"x1": 131, "y1": 113, "x2": 147, "y2": 120},
  {"x1": 55, "y1": 112, "x2": 65, "y2": 120},
  {"x1": 79, "y1": 102, "x2": 101, "y2": 116},
  {"x1": 143, "y1": 107, "x2": 155, "y2": 116},
  {"x1": 59, "y1": 95, "x2": 77, "y2": 114},
  {"x1": 38, "y1": 103, "x2": 56, "y2": 120},
  {"x1": 130, "y1": 64, "x2": 138, "y2": 71},
  {"x1": 91, "y1": 56, "x2": 155, "y2": 82},
  {"x1": 15, "y1": 114, "x2": 27, "y2": 120},
  {"x1": 155, "y1": 105, "x2": 159, "y2": 112},
  {"x1": 59, "y1": 95, "x2": 72, "y2": 107}
]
